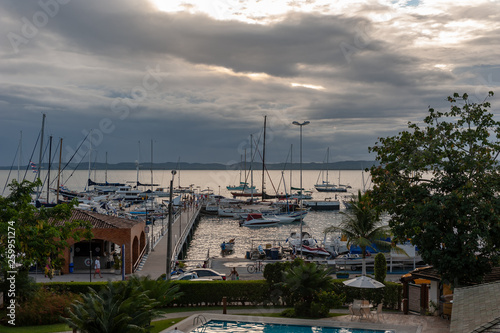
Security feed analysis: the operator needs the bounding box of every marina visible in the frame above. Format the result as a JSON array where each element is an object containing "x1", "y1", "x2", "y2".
[{"x1": 0, "y1": 168, "x2": 424, "y2": 276}]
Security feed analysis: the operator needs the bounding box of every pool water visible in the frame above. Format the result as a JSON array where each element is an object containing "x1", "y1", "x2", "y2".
[{"x1": 191, "y1": 320, "x2": 394, "y2": 333}]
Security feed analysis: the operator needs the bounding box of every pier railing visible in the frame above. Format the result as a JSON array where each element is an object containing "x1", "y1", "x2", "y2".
[
  {"x1": 133, "y1": 243, "x2": 147, "y2": 272},
  {"x1": 169, "y1": 200, "x2": 204, "y2": 271}
]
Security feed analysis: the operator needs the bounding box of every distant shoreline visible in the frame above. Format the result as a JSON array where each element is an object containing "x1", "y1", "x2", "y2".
[{"x1": 0, "y1": 160, "x2": 377, "y2": 171}]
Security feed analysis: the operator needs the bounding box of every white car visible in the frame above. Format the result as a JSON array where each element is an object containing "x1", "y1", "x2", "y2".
[
  {"x1": 185, "y1": 268, "x2": 226, "y2": 280},
  {"x1": 171, "y1": 272, "x2": 214, "y2": 281}
]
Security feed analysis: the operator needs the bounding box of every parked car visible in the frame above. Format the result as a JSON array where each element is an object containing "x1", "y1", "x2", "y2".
[
  {"x1": 186, "y1": 268, "x2": 226, "y2": 280},
  {"x1": 170, "y1": 272, "x2": 213, "y2": 281}
]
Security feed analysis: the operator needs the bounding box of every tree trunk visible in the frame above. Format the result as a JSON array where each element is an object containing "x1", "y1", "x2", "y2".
[{"x1": 361, "y1": 246, "x2": 367, "y2": 276}]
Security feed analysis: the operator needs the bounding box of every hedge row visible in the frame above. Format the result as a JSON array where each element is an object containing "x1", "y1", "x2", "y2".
[
  {"x1": 40, "y1": 279, "x2": 401, "y2": 309},
  {"x1": 41, "y1": 280, "x2": 269, "y2": 307},
  {"x1": 171, "y1": 280, "x2": 268, "y2": 306}
]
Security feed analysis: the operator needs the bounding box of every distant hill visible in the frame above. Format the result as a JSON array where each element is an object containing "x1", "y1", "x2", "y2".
[{"x1": 0, "y1": 160, "x2": 378, "y2": 171}]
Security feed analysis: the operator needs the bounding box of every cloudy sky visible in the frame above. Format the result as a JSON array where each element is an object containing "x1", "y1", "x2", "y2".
[{"x1": 1, "y1": 0, "x2": 499, "y2": 166}]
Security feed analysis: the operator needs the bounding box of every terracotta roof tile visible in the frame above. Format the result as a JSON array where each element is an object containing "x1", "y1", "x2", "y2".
[{"x1": 52, "y1": 209, "x2": 142, "y2": 229}]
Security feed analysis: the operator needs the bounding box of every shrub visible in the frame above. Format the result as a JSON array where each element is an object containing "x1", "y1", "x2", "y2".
[
  {"x1": 333, "y1": 279, "x2": 402, "y2": 309},
  {"x1": 374, "y1": 253, "x2": 387, "y2": 283},
  {"x1": 15, "y1": 287, "x2": 80, "y2": 326},
  {"x1": 62, "y1": 281, "x2": 160, "y2": 333},
  {"x1": 41, "y1": 281, "x2": 110, "y2": 295}
]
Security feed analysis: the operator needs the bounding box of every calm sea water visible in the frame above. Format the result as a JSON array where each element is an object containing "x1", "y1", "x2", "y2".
[{"x1": 0, "y1": 168, "x2": 372, "y2": 260}]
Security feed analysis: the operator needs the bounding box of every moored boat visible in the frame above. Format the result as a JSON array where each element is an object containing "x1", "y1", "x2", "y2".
[
  {"x1": 221, "y1": 238, "x2": 235, "y2": 253},
  {"x1": 303, "y1": 198, "x2": 340, "y2": 211},
  {"x1": 239, "y1": 213, "x2": 280, "y2": 227}
]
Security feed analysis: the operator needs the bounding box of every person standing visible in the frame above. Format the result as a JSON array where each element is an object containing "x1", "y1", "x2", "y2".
[
  {"x1": 94, "y1": 256, "x2": 102, "y2": 278},
  {"x1": 228, "y1": 267, "x2": 239, "y2": 280}
]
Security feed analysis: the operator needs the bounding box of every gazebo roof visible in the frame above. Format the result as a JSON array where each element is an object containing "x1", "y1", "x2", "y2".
[{"x1": 401, "y1": 266, "x2": 500, "y2": 284}]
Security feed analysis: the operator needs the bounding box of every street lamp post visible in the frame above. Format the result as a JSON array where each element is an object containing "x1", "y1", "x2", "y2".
[
  {"x1": 166, "y1": 170, "x2": 177, "y2": 281},
  {"x1": 292, "y1": 120, "x2": 310, "y2": 258}
]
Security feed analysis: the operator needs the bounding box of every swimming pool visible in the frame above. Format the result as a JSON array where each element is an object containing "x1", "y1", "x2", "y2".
[{"x1": 190, "y1": 320, "x2": 395, "y2": 333}]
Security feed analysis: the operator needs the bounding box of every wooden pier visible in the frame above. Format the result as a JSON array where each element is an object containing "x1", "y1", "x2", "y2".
[{"x1": 135, "y1": 201, "x2": 203, "y2": 278}]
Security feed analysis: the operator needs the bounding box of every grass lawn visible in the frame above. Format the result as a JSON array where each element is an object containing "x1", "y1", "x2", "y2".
[
  {"x1": 0, "y1": 323, "x2": 71, "y2": 333},
  {"x1": 150, "y1": 317, "x2": 186, "y2": 333},
  {"x1": 0, "y1": 317, "x2": 186, "y2": 333}
]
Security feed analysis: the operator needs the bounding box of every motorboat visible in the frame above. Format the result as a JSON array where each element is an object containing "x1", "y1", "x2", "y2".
[
  {"x1": 111, "y1": 185, "x2": 144, "y2": 202},
  {"x1": 286, "y1": 229, "x2": 333, "y2": 259},
  {"x1": 322, "y1": 233, "x2": 349, "y2": 255},
  {"x1": 294, "y1": 244, "x2": 332, "y2": 259},
  {"x1": 265, "y1": 214, "x2": 295, "y2": 224},
  {"x1": 239, "y1": 213, "x2": 280, "y2": 227},
  {"x1": 221, "y1": 238, "x2": 235, "y2": 252},
  {"x1": 303, "y1": 198, "x2": 340, "y2": 211},
  {"x1": 287, "y1": 230, "x2": 317, "y2": 247}
]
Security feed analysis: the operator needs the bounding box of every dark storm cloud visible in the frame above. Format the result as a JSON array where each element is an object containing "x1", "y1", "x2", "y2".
[{"x1": 1, "y1": 0, "x2": 499, "y2": 165}]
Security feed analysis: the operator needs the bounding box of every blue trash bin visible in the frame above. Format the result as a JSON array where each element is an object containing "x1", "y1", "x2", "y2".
[{"x1": 69, "y1": 263, "x2": 74, "y2": 273}]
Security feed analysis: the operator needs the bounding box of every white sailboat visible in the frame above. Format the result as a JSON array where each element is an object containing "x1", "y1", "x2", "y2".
[{"x1": 314, "y1": 147, "x2": 348, "y2": 193}]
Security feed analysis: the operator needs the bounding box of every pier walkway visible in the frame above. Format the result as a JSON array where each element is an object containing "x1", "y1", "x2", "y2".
[{"x1": 136, "y1": 202, "x2": 202, "y2": 279}]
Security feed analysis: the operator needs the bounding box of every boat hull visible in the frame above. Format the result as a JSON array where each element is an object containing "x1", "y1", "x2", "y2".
[
  {"x1": 303, "y1": 200, "x2": 340, "y2": 211},
  {"x1": 314, "y1": 185, "x2": 347, "y2": 192}
]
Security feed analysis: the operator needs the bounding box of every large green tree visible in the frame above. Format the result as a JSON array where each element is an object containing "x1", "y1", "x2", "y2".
[
  {"x1": 0, "y1": 179, "x2": 92, "y2": 275},
  {"x1": 369, "y1": 92, "x2": 500, "y2": 287}
]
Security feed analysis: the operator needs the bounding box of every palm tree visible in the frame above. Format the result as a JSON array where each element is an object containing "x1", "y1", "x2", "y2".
[
  {"x1": 283, "y1": 260, "x2": 333, "y2": 316},
  {"x1": 324, "y1": 190, "x2": 405, "y2": 276},
  {"x1": 62, "y1": 279, "x2": 162, "y2": 333}
]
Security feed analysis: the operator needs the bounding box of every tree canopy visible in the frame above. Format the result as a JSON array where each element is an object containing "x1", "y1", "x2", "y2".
[
  {"x1": 0, "y1": 179, "x2": 92, "y2": 274},
  {"x1": 369, "y1": 92, "x2": 500, "y2": 287}
]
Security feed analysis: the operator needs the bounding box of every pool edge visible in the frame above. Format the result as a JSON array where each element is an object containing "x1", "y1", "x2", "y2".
[{"x1": 160, "y1": 313, "x2": 420, "y2": 333}]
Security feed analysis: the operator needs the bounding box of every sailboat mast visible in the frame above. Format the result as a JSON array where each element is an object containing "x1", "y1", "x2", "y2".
[
  {"x1": 18, "y1": 131, "x2": 22, "y2": 181},
  {"x1": 37, "y1": 114, "x2": 46, "y2": 197},
  {"x1": 136, "y1": 141, "x2": 140, "y2": 187},
  {"x1": 326, "y1": 147, "x2": 329, "y2": 185},
  {"x1": 105, "y1": 152, "x2": 108, "y2": 183},
  {"x1": 290, "y1": 144, "x2": 293, "y2": 194},
  {"x1": 250, "y1": 134, "x2": 254, "y2": 203},
  {"x1": 261, "y1": 115, "x2": 267, "y2": 198},
  {"x1": 56, "y1": 138, "x2": 62, "y2": 203},
  {"x1": 244, "y1": 148, "x2": 247, "y2": 184},
  {"x1": 150, "y1": 139, "x2": 154, "y2": 192},
  {"x1": 87, "y1": 129, "x2": 92, "y2": 192},
  {"x1": 46, "y1": 135, "x2": 52, "y2": 203},
  {"x1": 239, "y1": 154, "x2": 242, "y2": 185}
]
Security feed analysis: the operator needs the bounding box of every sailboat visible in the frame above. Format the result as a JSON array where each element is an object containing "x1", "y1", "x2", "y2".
[
  {"x1": 227, "y1": 153, "x2": 256, "y2": 192},
  {"x1": 314, "y1": 148, "x2": 347, "y2": 193}
]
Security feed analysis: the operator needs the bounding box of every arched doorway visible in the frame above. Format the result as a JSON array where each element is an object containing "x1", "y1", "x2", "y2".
[
  {"x1": 71, "y1": 239, "x2": 106, "y2": 271},
  {"x1": 140, "y1": 231, "x2": 146, "y2": 253},
  {"x1": 132, "y1": 236, "x2": 139, "y2": 267}
]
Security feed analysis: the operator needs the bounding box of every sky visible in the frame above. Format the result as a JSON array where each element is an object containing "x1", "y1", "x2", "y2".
[{"x1": 1, "y1": 0, "x2": 499, "y2": 166}]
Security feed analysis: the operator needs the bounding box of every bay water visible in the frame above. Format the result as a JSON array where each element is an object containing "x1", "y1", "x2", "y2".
[{"x1": 0, "y1": 169, "x2": 372, "y2": 260}]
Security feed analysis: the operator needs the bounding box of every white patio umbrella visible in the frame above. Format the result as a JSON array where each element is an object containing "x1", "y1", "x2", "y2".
[{"x1": 343, "y1": 275, "x2": 385, "y2": 289}]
